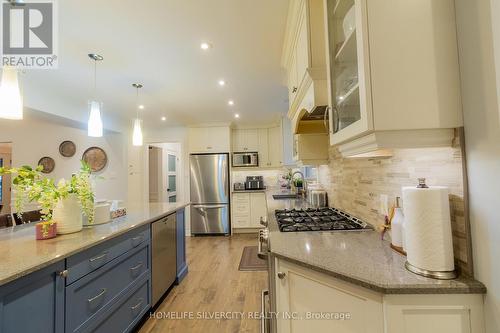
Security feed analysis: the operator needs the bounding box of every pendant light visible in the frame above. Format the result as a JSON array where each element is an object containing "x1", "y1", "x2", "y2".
[
  {"x1": 87, "y1": 53, "x2": 104, "y2": 137},
  {"x1": 132, "y1": 83, "x2": 143, "y2": 146},
  {"x1": 0, "y1": 66, "x2": 23, "y2": 120}
]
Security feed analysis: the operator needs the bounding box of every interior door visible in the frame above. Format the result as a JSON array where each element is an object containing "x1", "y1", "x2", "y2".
[
  {"x1": 166, "y1": 152, "x2": 178, "y2": 203},
  {"x1": 148, "y1": 146, "x2": 162, "y2": 203}
]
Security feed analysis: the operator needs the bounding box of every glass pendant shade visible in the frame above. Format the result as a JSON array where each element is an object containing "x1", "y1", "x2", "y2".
[
  {"x1": 88, "y1": 100, "x2": 103, "y2": 137},
  {"x1": 0, "y1": 67, "x2": 23, "y2": 120},
  {"x1": 132, "y1": 118, "x2": 143, "y2": 146}
]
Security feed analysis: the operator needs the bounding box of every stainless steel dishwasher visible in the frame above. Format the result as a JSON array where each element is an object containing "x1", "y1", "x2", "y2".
[{"x1": 151, "y1": 213, "x2": 177, "y2": 306}]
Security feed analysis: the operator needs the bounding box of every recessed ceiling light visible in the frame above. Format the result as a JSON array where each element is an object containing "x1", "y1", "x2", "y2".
[
  {"x1": 228, "y1": 100, "x2": 235, "y2": 106},
  {"x1": 138, "y1": 105, "x2": 145, "y2": 110},
  {"x1": 200, "y1": 42, "x2": 212, "y2": 50},
  {"x1": 218, "y1": 80, "x2": 226, "y2": 86},
  {"x1": 161, "y1": 116, "x2": 167, "y2": 121},
  {"x1": 234, "y1": 113, "x2": 240, "y2": 119}
]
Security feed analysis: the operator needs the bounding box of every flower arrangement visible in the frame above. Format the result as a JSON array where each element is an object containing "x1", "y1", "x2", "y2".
[{"x1": 0, "y1": 161, "x2": 95, "y2": 224}]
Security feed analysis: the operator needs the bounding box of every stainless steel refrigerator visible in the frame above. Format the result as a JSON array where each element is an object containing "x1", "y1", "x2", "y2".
[{"x1": 190, "y1": 153, "x2": 230, "y2": 235}]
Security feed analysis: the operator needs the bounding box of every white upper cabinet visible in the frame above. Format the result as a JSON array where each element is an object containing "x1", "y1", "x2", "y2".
[
  {"x1": 283, "y1": 0, "x2": 329, "y2": 131},
  {"x1": 232, "y1": 129, "x2": 259, "y2": 152},
  {"x1": 188, "y1": 126, "x2": 231, "y2": 153},
  {"x1": 232, "y1": 125, "x2": 284, "y2": 168},
  {"x1": 325, "y1": 0, "x2": 463, "y2": 156},
  {"x1": 268, "y1": 126, "x2": 284, "y2": 167}
]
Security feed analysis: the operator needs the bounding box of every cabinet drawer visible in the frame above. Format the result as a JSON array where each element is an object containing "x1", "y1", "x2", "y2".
[
  {"x1": 233, "y1": 193, "x2": 250, "y2": 203},
  {"x1": 233, "y1": 216, "x2": 250, "y2": 228},
  {"x1": 94, "y1": 280, "x2": 150, "y2": 333},
  {"x1": 233, "y1": 203, "x2": 250, "y2": 216},
  {"x1": 67, "y1": 225, "x2": 149, "y2": 284},
  {"x1": 65, "y1": 244, "x2": 149, "y2": 333}
]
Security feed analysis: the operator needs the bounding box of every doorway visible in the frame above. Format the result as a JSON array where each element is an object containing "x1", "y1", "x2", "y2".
[
  {"x1": 0, "y1": 143, "x2": 12, "y2": 214},
  {"x1": 148, "y1": 143, "x2": 181, "y2": 203}
]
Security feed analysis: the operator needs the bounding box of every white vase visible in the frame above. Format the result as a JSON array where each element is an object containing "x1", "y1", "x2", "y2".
[{"x1": 53, "y1": 194, "x2": 83, "y2": 234}]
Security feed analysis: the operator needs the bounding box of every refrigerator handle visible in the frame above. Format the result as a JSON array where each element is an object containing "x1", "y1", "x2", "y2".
[{"x1": 193, "y1": 204, "x2": 227, "y2": 209}]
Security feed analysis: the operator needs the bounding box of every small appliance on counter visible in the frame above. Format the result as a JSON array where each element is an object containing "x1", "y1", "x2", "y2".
[
  {"x1": 83, "y1": 200, "x2": 111, "y2": 226},
  {"x1": 245, "y1": 176, "x2": 265, "y2": 190},
  {"x1": 233, "y1": 182, "x2": 245, "y2": 191},
  {"x1": 232, "y1": 152, "x2": 259, "y2": 167},
  {"x1": 402, "y1": 178, "x2": 456, "y2": 280},
  {"x1": 309, "y1": 190, "x2": 328, "y2": 208}
]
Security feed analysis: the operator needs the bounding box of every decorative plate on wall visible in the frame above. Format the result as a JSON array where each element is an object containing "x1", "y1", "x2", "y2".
[
  {"x1": 38, "y1": 157, "x2": 55, "y2": 174},
  {"x1": 59, "y1": 141, "x2": 76, "y2": 157},
  {"x1": 82, "y1": 147, "x2": 107, "y2": 172}
]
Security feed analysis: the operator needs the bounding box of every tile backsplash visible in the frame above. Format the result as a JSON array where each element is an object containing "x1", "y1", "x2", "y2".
[
  {"x1": 317, "y1": 139, "x2": 472, "y2": 275},
  {"x1": 232, "y1": 169, "x2": 286, "y2": 188}
]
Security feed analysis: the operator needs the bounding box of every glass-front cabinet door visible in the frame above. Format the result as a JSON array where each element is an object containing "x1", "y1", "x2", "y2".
[
  {"x1": 166, "y1": 153, "x2": 177, "y2": 203},
  {"x1": 325, "y1": 0, "x2": 373, "y2": 145}
]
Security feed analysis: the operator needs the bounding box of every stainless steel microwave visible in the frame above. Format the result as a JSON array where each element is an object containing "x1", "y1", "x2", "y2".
[{"x1": 232, "y1": 152, "x2": 259, "y2": 167}]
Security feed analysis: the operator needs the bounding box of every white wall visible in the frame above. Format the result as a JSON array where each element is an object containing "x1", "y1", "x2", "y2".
[
  {"x1": 456, "y1": 0, "x2": 500, "y2": 331},
  {"x1": 0, "y1": 115, "x2": 128, "y2": 207}
]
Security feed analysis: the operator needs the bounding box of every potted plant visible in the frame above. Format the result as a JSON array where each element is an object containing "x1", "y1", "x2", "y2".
[{"x1": 0, "y1": 161, "x2": 95, "y2": 237}]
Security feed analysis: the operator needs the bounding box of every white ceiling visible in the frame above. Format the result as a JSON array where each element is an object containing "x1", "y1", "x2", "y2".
[{"x1": 21, "y1": 0, "x2": 290, "y2": 131}]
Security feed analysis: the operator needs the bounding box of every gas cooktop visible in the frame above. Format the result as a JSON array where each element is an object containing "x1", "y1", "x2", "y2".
[{"x1": 275, "y1": 208, "x2": 373, "y2": 232}]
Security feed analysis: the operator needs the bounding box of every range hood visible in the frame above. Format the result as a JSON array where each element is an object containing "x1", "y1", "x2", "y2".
[{"x1": 289, "y1": 68, "x2": 329, "y2": 134}]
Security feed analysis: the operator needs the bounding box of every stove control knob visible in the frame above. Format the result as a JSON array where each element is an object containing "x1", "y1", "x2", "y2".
[
  {"x1": 277, "y1": 272, "x2": 286, "y2": 280},
  {"x1": 260, "y1": 217, "x2": 268, "y2": 227}
]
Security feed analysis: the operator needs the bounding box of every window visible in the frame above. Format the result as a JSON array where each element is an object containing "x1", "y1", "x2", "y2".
[{"x1": 302, "y1": 166, "x2": 318, "y2": 181}]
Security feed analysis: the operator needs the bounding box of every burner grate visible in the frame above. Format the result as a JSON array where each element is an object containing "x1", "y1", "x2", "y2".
[{"x1": 275, "y1": 207, "x2": 372, "y2": 233}]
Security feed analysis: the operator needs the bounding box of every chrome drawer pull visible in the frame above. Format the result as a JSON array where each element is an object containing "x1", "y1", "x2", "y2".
[
  {"x1": 130, "y1": 262, "x2": 143, "y2": 272},
  {"x1": 88, "y1": 288, "x2": 107, "y2": 304},
  {"x1": 131, "y1": 235, "x2": 144, "y2": 246},
  {"x1": 89, "y1": 252, "x2": 108, "y2": 263},
  {"x1": 131, "y1": 298, "x2": 144, "y2": 311}
]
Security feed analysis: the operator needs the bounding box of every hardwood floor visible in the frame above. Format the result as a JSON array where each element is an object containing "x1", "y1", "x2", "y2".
[{"x1": 138, "y1": 234, "x2": 268, "y2": 333}]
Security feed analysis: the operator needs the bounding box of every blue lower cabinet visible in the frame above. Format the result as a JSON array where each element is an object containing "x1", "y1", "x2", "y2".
[
  {"x1": 176, "y1": 208, "x2": 188, "y2": 283},
  {"x1": 94, "y1": 278, "x2": 151, "y2": 333},
  {"x1": 65, "y1": 243, "x2": 150, "y2": 333},
  {"x1": 0, "y1": 261, "x2": 65, "y2": 333}
]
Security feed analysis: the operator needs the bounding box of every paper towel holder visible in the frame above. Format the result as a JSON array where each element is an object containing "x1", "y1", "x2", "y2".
[
  {"x1": 405, "y1": 261, "x2": 457, "y2": 280},
  {"x1": 404, "y1": 177, "x2": 457, "y2": 280}
]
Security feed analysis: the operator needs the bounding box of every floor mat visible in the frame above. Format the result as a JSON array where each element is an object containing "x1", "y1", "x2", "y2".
[{"x1": 238, "y1": 246, "x2": 267, "y2": 271}]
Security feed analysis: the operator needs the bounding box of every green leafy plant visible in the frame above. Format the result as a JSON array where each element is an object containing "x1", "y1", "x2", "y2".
[{"x1": 0, "y1": 161, "x2": 95, "y2": 223}]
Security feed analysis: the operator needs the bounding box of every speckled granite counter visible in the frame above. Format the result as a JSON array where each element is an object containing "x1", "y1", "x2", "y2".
[
  {"x1": 0, "y1": 202, "x2": 189, "y2": 287},
  {"x1": 266, "y1": 192, "x2": 486, "y2": 294},
  {"x1": 232, "y1": 189, "x2": 267, "y2": 193}
]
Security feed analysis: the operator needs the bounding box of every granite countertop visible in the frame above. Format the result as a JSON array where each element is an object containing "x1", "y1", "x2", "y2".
[
  {"x1": 266, "y1": 192, "x2": 486, "y2": 295},
  {"x1": 232, "y1": 188, "x2": 267, "y2": 193},
  {"x1": 0, "y1": 202, "x2": 189, "y2": 287}
]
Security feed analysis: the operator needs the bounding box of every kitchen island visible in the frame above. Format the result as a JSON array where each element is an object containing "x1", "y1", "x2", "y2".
[
  {"x1": 265, "y1": 194, "x2": 486, "y2": 333},
  {"x1": 0, "y1": 202, "x2": 189, "y2": 333}
]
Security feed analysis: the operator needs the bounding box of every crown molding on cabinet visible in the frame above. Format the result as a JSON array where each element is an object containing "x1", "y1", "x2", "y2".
[{"x1": 337, "y1": 128, "x2": 456, "y2": 158}]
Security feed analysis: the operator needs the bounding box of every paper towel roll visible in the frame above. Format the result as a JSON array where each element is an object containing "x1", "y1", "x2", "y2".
[{"x1": 402, "y1": 186, "x2": 455, "y2": 272}]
